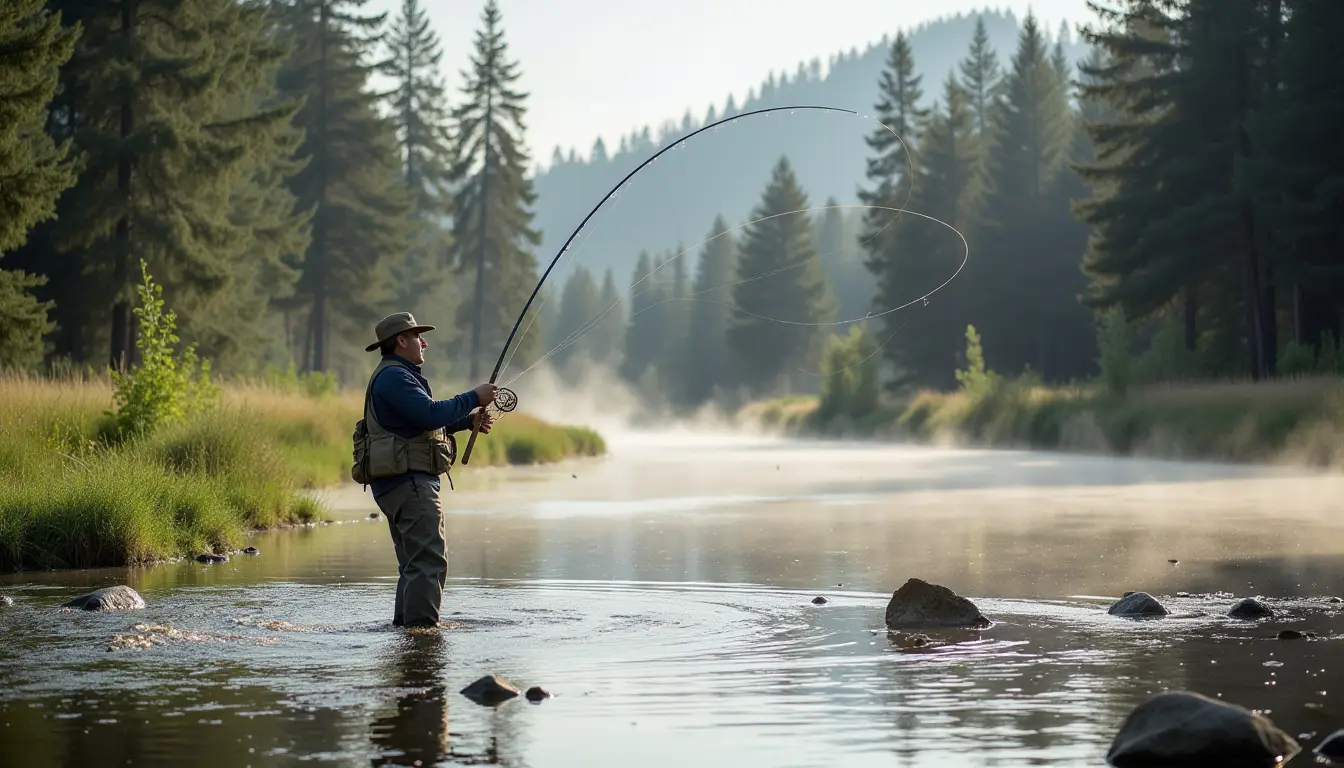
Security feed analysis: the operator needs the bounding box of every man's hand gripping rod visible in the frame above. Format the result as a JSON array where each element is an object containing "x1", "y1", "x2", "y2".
[{"x1": 461, "y1": 381, "x2": 517, "y2": 465}]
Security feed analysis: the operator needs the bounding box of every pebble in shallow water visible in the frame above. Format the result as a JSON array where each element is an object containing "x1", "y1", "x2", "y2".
[
  {"x1": 460, "y1": 674, "x2": 520, "y2": 706},
  {"x1": 525, "y1": 686, "x2": 551, "y2": 703},
  {"x1": 1228, "y1": 597, "x2": 1274, "y2": 620},
  {"x1": 1108, "y1": 592, "x2": 1169, "y2": 618},
  {"x1": 196, "y1": 554, "x2": 228, "y2": 564},
  {"x1": 811, "y1": 596, "x2": 828, "y2": 605}
]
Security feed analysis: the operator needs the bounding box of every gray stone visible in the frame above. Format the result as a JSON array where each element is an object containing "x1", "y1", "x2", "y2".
[
  {"x1": 62, "y1": 586, "x2": 146, "y2": 612},
  {"x1": 1228, "y1": 597, "x2": 1274, "y2": 620},
  {"x1": 0, "y1": 595, "x2": 13, "y2": 607},
  {"x1": 1107, "y1": 691, "x2": 1299, "y2": 767},
  {"x1": 1108, "y1": 592, "x2": 1169, "y2": 617},
  {"x1": 883, "y1": 578, "x2": 990, "y2": 630},
  {"x1": 460, "y1": 674, "x2": 520, "y2": 706}
]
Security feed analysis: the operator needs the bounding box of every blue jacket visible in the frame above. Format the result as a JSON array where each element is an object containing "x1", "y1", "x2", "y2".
[{"x1": 367, "y1": 355, "x2": 480, "y2": 499}]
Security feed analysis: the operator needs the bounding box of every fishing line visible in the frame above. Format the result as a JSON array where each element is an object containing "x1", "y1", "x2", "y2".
[
  {"x1": 500, "y1": 202, "x2": 968, "y2": 387},
  {"x1": 496, "y1": 107, "x2": 924, "y2": 384}
]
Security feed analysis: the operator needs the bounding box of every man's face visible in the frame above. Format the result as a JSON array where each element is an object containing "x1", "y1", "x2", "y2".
[{"x1": 398, "y1": 332, "x2": 427, "y2": 365}]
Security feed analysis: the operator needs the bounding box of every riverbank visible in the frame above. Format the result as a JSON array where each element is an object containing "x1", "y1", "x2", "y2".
[
  {"x1": 738, "y1": 375, "x2": 1344, "y2": 468},
  {"x1": 0, "y1": 376, "x2": 605, "y2": 572}
]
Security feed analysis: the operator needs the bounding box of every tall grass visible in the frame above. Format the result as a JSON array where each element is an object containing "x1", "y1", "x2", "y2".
[
  {"x1": 740, "y1": 374, "x2": 1344, "y2": 468},
  {"x1": 0, "y1": 375, "x2": 605, "y2": 571}
]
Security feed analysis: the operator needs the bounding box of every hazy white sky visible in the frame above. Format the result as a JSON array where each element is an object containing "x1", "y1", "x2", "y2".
[{"x1": 366, "y1": 1, "x2": 1095, "y2": 166}]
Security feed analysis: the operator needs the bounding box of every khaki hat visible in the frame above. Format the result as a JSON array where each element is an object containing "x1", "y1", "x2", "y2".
[{"x1": 365, "y1": 312, "x2": 436, "y2": 352}]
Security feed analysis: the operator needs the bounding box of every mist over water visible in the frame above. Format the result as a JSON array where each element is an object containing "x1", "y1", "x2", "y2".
[{"x1": 3, "y1": 429, "x2": 1342, "y2": 767}]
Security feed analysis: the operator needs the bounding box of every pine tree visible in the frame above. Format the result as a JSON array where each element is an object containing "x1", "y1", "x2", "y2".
[
  {"x1": 1254, "y1": 0, "x2": 1344, "y2": 355},
  {"x1": 728, "y1": 156, "x2": 834, "y2": 395},
  {"x1": 0, "y1": 0, "x2": 78, "y2": 368},
  {"x1": 858, "y1": 31, "x2": 927, "y2": 268},
  {"x1": 448, "y1": 0, "x2": 542, "y2": 382},
  {"x1": 383, "y1": 0, "x2": 454, "y2": 351},
  {"x1": 684, "y1": 215, "x2": 737, "y2": 404},
  {"x1": 972, "y1": 12, "x2": 1078, "y2": 379},
  {"x1": 891, "y1": 73, "x2": 983, "y2": 388},
  {"x1": 591, "y1": 267, "x2": 624, "y2": 368},
  {"x1": 621, "y1": 251, "x2": 667, "y2": 384},
  {"x1": 959, "y1": 16, "x2": 1004, "y2": 138},
  {"x1": 276, "y1": 0, "x2": 409, "y2": 374},
  {"x1": 551, "y1": 265, "x2": 601, "y2": 372},
  {"x1": 24, "y1": 0, "x2": 311, "y2": 370},
  {"x1": 0, "y1": 0, "x2": 80, "y2": 255}
]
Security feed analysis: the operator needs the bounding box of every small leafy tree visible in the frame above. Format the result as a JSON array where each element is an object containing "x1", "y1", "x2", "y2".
[
  {"x1": 954, "y1": 324, "x2": 994, "y2": 396},
  {"x1": 817, "y1": 325, "x2": 879, "y2": 421},
  {"x1": 109, "y1": 261, "x2": 218, "y2": 438}
]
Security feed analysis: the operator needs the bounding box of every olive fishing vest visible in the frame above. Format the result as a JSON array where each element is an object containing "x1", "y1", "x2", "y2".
[{"x1": 350, "y1": 357, "x2": 457, "y2": 486}]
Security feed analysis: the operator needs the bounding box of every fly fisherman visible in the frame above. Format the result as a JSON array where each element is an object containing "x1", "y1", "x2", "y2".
[{"x1": 354, "y1": 312, "x2": 498, "y2": 628}]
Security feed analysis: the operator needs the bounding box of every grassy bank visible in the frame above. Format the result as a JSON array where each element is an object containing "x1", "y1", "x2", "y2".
[
  {"x1": 740, "y1": 375, "x2": 1344, "y2": 468},
  {"x1": 0, "y1": 376, "x2": 605, "y2": 572}
]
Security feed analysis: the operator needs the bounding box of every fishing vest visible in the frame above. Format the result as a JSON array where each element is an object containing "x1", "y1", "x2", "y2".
[{"x1": 350, "y1": 357, "x2": 457, "y2": 486}]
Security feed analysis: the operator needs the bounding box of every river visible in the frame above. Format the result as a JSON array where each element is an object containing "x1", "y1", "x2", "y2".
[{"x1": 2, "y1": 431, "x2": 1342, "y2": 767}]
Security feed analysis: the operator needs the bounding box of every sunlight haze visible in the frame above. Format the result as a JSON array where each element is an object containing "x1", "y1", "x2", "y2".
[{"x1": 368, "y1": 1, "x2": 1095, "y2": 167}]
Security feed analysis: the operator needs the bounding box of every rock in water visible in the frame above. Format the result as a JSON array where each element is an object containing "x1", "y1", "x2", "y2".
[
  {"x1": 884, "y1": 578, "x2": 990, "y2": 629},
  {"x1": 0, "y1": 595, "x2": 13, "y2": 607},
  {"x1": 1315, "y1": 728, "x2": 1344, "y2": 763},
  {"x1": 1106, "y1": 691, "x2": 1298, "y2": 767},
  {"x1": 1108, "y1": 592, "x2": 1169, "y2": 617},
  {"x1": 811, "y1": 596, "x2": 828, "y2": 605},
  {"x1": 525, "y1": 686, "x2": 551, "y2": 702},
  {"x1": 242, "y1": 547, "x2": 259, "y2": 556},
  {"x1": 196, "y1": 554, "x2": 228, "y2": 564},
  {"x1": 1228, "y1": 597, "x2": 1274, "y2": 620},
  {"x1": 460, "y1": 675, "x2": 520, "y2": 705},
  {"x1": 62, "y1": 586, "x2": 146, "y2": 612},
  {"x1": 1276, "y1": 629, "x2": 1305, "y2": 640}
]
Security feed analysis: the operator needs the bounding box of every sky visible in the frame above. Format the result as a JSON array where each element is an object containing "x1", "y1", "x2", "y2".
[{"x1": 365, "y1": 0, "x2": 1096, "y2": 168}]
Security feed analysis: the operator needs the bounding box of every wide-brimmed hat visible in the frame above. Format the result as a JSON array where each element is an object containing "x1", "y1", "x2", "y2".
[{"x1": 365, "y1": 312, "x2": 436, "y2": 352}]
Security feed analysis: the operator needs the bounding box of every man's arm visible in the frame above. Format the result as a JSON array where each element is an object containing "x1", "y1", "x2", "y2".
[{"x1": 372, "y1": 366, "x2": 480, "y2": 432}]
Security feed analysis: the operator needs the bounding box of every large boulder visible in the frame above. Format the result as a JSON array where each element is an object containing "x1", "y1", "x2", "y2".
[
  {"x1": 1108, "y1": 592, "x2": 1169, "y2": 617},
  {"x1": 1228, "y1": 597, "x2": 1274, "y2": 620},
  {"x1": 1106, "y1": 691, "x2": 1300, "y2": 767},
  {"x1": 884, "y1": 578, "x2": 990, "y2": 630},
  {"x1": 62, "y1": 585, "x2": 146, "y2": 612}
]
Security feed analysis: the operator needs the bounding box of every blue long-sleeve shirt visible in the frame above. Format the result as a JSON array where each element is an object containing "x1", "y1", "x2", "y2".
[{"x1": 366, "y1": 355, "x2": 480, "y2": 498}]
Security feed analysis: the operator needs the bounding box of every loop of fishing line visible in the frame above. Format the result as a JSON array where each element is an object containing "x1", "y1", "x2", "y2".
[{"x1": 485, "y1": 104, "x2": 969, "y2": 392}]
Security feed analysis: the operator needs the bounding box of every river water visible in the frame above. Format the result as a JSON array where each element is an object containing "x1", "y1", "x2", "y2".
[{"x1": 2, "y1": 431, "x2": 1342, "y2": 767}]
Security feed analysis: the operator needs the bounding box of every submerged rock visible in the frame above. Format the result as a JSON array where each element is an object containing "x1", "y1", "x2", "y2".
[
  {"x1": 811, "y1": 596, "x2": 828, "y2": 605},
  {"x1": 460, "y1": 674, "x2": 520, "y2": 705},
  {"x1": 884, "y1": 578, "x2": 990, "y2": 629},
  {"x1": 1327, "y1": 597, "x2": 1342, "y2": 604},
  {"x1": 1106, "y1": 691, "x2": 1299, "y2": 767},
  {"x1": 1228, "y1": 597, "x2": 1274, "y2": 620},
  {"x1": 63, "y1": 585, "x2": 146, "y2": 612},
  {"x1": 1316, "y1": 728, "x2": 1344, "y2": 763},
  {"x1": 196, "y1": 554, "x2": 228, "y2": 564},
  {"x1": 1108, "y1": 592, "x2": 1169, "y2": 618},
  {"x1": 369, "y1": 512, "x2": 381, "y2": 520},
  {"x1": 525, "y1": 686, "x2": 551, "y2": 703},
  {"x1": 1275, "y1": 629, "x2": 1313, "y2": 640},
  {"x1": 242, "y1": 547, "x2": 259, "y2": 556},
  {"x1": 0, "y1": 595, "x2": 13, "y2": 607}
]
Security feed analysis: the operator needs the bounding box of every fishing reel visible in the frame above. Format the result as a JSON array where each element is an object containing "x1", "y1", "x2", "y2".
[{"x1": 492, "y1": 387, "x2": 518, "y2": 414}]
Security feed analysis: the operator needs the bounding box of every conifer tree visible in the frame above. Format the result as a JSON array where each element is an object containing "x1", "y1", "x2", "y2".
[
  {"x1": 552, "y1": 266, "x2": 601, "y2": 372},
  {"x1": 448, "y1": 0, "x2": 542, "y2": 381},
  {"x1": 25, "y1": 0, "x2": 311, "y2": 370},
  {"x1": 591, "y1": 267, "x2": 624, "y2": 368},
  {"x1": 972, "y1": 12, "x2": 1078, "y2": 378},
  {"x1": 383, "y1": 0, "x2": 454, "y2": 339},
  {"x1": 276, "y1": 0, "x2": 408, "y2": 374},
  {"x1": 684, "y1": 215, "x2": 737, "y2": 404},
  {"x1": 959, "y1": 16, "x2": 1004, "y2": 138},
  {"x1": 858, "y1": 31, "x2": 927, "y2": 270},
  {"x1": 0, "y1": 0, "x2": 79, "y2": 368},
  {"x1": 621, "y1": 251, "x2": 668, "y2": 384},
  {"x1": 728, "y1": 157, "x2": 834, "y2": 395},
  {"x1": 892, "y1": 74, "x2": 983, "y2": 388}
]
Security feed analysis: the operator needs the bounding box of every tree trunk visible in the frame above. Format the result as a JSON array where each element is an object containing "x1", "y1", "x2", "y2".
[
  {"x1": 469, "y1": 91, "x2": 494, "y2": 382},
  {"x1": 110, "y1": 0, "x2": 137, "y2": 372},
  {"x1": 309, "y1": 0, "x2": 330, "y2": 373},
  {"x1": 1183, "y1": 283, "x2": 1198, "y2": 352}
]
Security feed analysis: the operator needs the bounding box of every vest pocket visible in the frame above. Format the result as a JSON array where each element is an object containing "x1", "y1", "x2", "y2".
[{"x1": 367, "y1": 434, "x2": 409, "y2": 477}]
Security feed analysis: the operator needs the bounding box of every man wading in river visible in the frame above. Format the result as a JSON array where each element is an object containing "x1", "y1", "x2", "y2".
[{"x1": 353, "y1": 312, "x2": 498, "y2": 628}]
